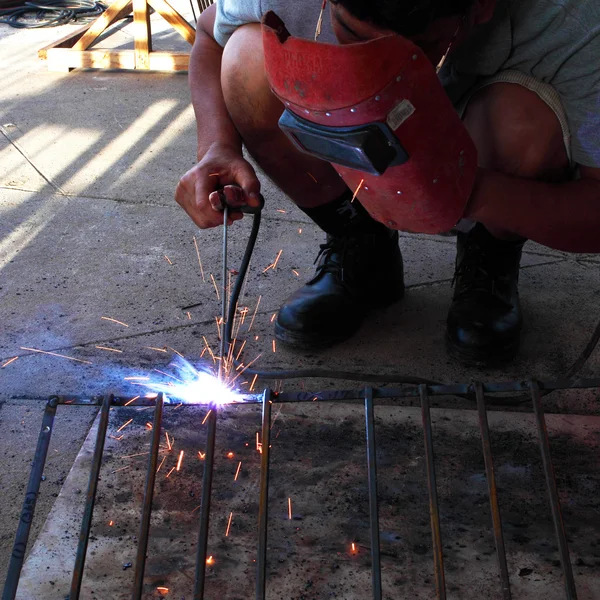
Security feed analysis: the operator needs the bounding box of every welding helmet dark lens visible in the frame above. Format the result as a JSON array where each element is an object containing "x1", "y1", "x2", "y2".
[{"x1": 278, "y1": 109, "x2": 409, "y2": 176}]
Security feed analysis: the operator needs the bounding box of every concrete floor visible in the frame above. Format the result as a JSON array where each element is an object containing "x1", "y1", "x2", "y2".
[{"x1": 1, "y1": 6, "x2": 600, "y2": 591}]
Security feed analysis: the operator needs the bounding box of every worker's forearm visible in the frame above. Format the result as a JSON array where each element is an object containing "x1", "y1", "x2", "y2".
[
  {"x1": 465, "y1": 169, "x2": 600, "y2": 253},
  {"x1": 189, "y1": 31, "x2": 241, "y2": 160}
]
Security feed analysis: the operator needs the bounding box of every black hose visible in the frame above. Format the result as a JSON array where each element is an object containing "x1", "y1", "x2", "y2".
[
  {"x1": 0, "y1": 0, "x2": 106, "y2": 27},
  {"x1": 224, "y1": 210, "x2": 600, "y2": 405}
]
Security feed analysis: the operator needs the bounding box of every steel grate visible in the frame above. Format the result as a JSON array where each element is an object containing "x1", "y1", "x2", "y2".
[{"x1": 2, "y1": 378, "x2": 599, "y2": 600}]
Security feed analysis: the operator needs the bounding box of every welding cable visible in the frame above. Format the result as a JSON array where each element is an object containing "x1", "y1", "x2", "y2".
[
  {"x1": 0, "y1": 0, "x2": 106, "y2": 28},
  {"x1": 223, "y1": 210, "x2": 600, "y2": 403}
]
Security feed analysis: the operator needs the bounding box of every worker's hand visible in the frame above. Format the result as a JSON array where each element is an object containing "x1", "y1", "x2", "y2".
[{"x1": 175, "y1": 144, "x2": 262, "y2": 228}]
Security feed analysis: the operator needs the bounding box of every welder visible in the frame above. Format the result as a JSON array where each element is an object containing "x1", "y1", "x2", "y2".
[{"x1": 175, "y1": 0, "x2": 600, "y2": 366}]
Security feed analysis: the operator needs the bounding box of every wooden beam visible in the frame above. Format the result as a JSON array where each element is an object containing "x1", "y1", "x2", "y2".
[
  {"x1": 44, "y1": 48, "x2": 190, "y2": 72},
  {"x1": 73, "y1": 0, "x2": 132, "y2": 51},
  {"x1": 38, "y1": 22, "x2": 91, "y2": 59},
  {"x1": 148, "y1": 0, "x2": 195, "y2": 45},
  {"x1": 132, "y1": 0, "x2": 152, "y2": 69}
]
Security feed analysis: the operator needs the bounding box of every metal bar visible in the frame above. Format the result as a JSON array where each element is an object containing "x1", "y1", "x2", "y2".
[
  {"x1": 419, "y1": 384, "x2": 446, "y2": 600},
  {"x1": 474, "y1": 383, "x2": 511, "y2": 600},
  {"x1": 530, "y1": 381, "x2": 578, "y2": 600},
  {"x1": 132, "y1": 393, "x2": 164, "y2": 600},
  {"x1": 364, "y1": 387, "x2": 382, "y2": 600},
  {"x1": 70, "y1": 394, "x2": 112, "y2": 600},
  {"x1": 52, "y1": 377, "x2": 600, "y2": 407},
  {"x1": 256, "y1": 389, "x2": 273, "y2": 600},
  {"x1": 2, "y1": 397, "x2": 58, "y2": 600},
  {"x1": 194, "y1": 405, "x2": 218, "y2": 599}
]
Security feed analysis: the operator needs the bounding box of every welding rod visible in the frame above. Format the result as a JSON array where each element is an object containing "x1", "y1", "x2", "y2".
[
  {"x1": 419, "y1": 385, "x2": 446, "y2": 600},
  {"x1": 70, "y1": 394, "x2": 112, "y2": 600},
  {"x1": 364, "y1": 387, "x2": 382, "y2": 600},
  {"x1": 194, "y1": 406, "x2": 218, "y2": 599},
  {"x1": 132, "y1": 393, "x2": 164, "y2": 600},
  {"x1": 2, "y1": 398, "x2": 57, "y2": 600},
  {"x1": 474, "y1": 383, "x2": 511, "y2": 600},
  {"x1": 530, "y1": 381, "x2": 578, "y2": 600},
  {"x1": 256, "y1": 389, "x2": 273, "y2": 600},
  {"x1": 218, "y1": 205, "x2": 229, "y2": 380}
]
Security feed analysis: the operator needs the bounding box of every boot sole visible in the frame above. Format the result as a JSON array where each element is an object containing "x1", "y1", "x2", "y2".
[
  {"x1": 275, "y1": 286, "x2": 405, "y2": 351},
  {"x1": 445, "y1": 333, "x2": 520, "y2": 368}
]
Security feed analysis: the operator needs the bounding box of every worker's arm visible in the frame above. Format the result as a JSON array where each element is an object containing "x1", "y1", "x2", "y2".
[
  {"x1": 465, "y1": 165, "x2": 600, "y2": 253},
  {"x1": 175, "y1": 4, "x2": 261, "y2": 229}
]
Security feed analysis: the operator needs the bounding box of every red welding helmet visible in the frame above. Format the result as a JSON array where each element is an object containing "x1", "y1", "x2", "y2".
[{"x1": 262, "y1": 11, "x2": 478, "y2": 234}]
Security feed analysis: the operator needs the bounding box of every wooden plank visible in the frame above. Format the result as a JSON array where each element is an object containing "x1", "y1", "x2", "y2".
[
  {"x1": 147, "y1": 0, "x2": 195, "y2": 45},
  {"x1": 45, "y1": 48, "x2": 190, "y2": 72},
  {"x1": 38, "y1": 23, "x2": 92, "y2": 59},
  {"x1": 46, "y1": 48, "x2": 136, "y2": 72},
  {"x1": 148, "y1": 51, "x2": 190, "y2": 71},
  {"x1": 73, "y1": 0, "x2": 132, "y2": 51},
  {"x1": 132, "y1": 0, "x2": 152, "y2": 69}
]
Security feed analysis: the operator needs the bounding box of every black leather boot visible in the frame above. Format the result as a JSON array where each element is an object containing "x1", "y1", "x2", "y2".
[
  {"x1": 275, "y1": 229, "x2": 405, "y2": 349},
  {"x1": 446, "y1": 224, "x2": 525, "y2": 366}
]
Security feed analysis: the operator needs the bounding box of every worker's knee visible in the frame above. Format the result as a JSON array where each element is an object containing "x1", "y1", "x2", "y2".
[
  {"x1": 463, "y1": 82, "x2": 570, "y2": 182},
  {"x1": 221, "y1": 24, "x2": 283, "y2": 143}
]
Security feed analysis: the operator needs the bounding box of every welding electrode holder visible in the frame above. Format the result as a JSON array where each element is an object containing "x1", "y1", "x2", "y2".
[{"x1": 215, "y1": 189, "x2": 265, "y2": 215}]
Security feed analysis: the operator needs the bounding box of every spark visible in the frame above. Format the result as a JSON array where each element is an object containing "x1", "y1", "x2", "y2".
[
  {"x1": 143, "y1": 346, "x2": 168, "y2": 353},
  {"x1": 95, "y1": 345, "x2": 123, "y2": 353},
  {"x1": 250, "y1": 374, "x2": 258, "y2": 392},
  {"x1": 20, "y1": 347, "x2": 92, "y2": 365},
  {"x1": 202, "y1": 410, "x2": 212, "y2": 425},
  {"x1": 109, "y1": 520, "x2": 114, "y2": 526},
  {"x1": 206, "y1": 556, "x2": 214, "y2": 565},
  {"x1": 174, "y1": 403, "x2": 182, "y2": 410},
  {"x1": 198, "y1": 451, "x2": 206, "y2": 460},
  {"x1": 192, "y1": 505, "x2": 201, "y2": 513},
  {"x1": 193, "y1": 235, "x2": 206, "y2": 282},
  {"x1": 276, "y1": 209, "x2": 287, "y2": 213},
  {"x1": 234, "y1": 461, "x2": 242, "y2": 481},
  {"x1": 165, "y1": 467, "x2": 176, "y2": 478},
  {"x1": 256, "y1": 432, "x2": 262, "y2": 454},
  {"x1": 200, "y1": 348, "x2": 207, "y2": 358},
  {"x1": 109, "y1": 435, "x2": 124, "y2": 441},
  {"x1": 145, "y1": 422, "x2": 153, "y2": 430},
  {"x1": 156, "y1": 456, "x2": 166, "y2": 472},
  {"x1": 125, "y1": 377, "x2": 148, "y2": 381},
  {"x1": 165, "y1": 432, "x2": 172, "y2": 450},
  {"x1": 210, "y1": 273, "x2": 220, "y2": 300},
  {"x1": 298, "y1": 228, "x2": 302, "y2": 234},
  {"x1": 124, "y1": 396, "x2": 140, "y2": 406},
  {"x1": 209, "y1": 172, "x2": 220, "y2": 177},
  {"x1": 248, "y1": 295, "x2": 262, "y2": 332},
  {"x1": 176, "y1": 450, "x2": 184, "y2": 471},
  {"x1": 164, "y1": 255, "x2": 173, "y2": 265},
  {"x1": 1, "y1": 356, "x2": 18, "y2": 368},
  {"x1": 187, "y1": 311, "x2": 192, "y2": 320},
  {"x1": 270, "y1": 313, "x2": 277, "y2": 323},
  {"x1": 154, "y1": 369, "x2": 183, "y2": 382},
  {"x1": 351, "y1": 178, "x2": 365, "y2": 203},
  {"x1": 215, "y1": 316, "x2": 222, "y2": 340},
  {"x1": 101, "y1": 316, "x2": 129, "y2": 327},
  {"x1": 288, "y1": 497, "x2": 292, "y2": 520},
  {"x1": 227, "y1": 451, "x2": 234, "y2": 458},
  {"x1": 235, "y1": 339, "x2": 246, "y2": 361},
  {"x1": 157, "y1": 587, "x2": 169, "y2": 594},
  {"x1": 111, "y1": 465, "x2": 130, "y2": 473},
  {"x1": 351, "y1": 542, "x2": 357, "y2": 553},
  {"x1": 116, "y1": 418, "x2": 133, "y2": 433},
  {"x1": 272, "y1": 249, "x2": 283, "y2": 269},
  {"x1": 225, "y1": 512, "x2": 233, "y2": 536},
  {"x1": 168, "y1": 346, "x2": 184, "y2": 358},
  {"x1": 292, "y1": 270, "x2": 300, "y2": 277},
  {"x1": 307, "y1": 172, "x2": 318, "y2": 183},
  {"x1": 272, "y1": 339, "x2": 277, "y2": 353},
  {"x1": 121, "y1": 452, "x2": 149, "y2": 459},
  {"x1": 202, "y1": 336, "x2": 216, "y2": 362}
]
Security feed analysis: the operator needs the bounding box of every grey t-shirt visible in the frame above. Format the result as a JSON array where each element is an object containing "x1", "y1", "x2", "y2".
[{"x1": 214, "y1": 0, "x2": 600, "y2": 168}]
